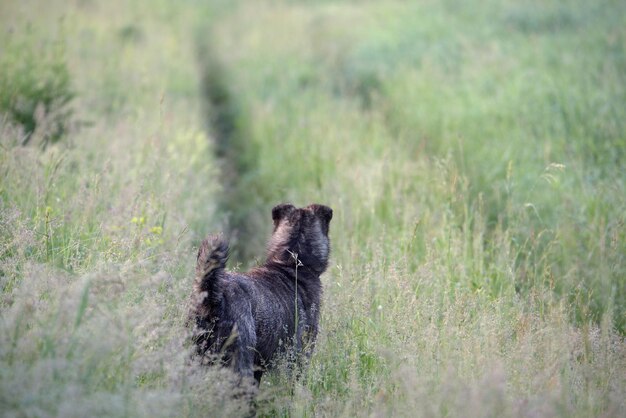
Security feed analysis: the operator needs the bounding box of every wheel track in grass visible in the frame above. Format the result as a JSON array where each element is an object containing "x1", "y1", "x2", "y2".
[{"x1": 195, "y1": 38, "x2": 267, "y2": 266}]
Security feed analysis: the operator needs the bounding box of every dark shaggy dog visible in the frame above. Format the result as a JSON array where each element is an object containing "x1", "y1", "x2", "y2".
[{"x1": 188, "y1": 203, "x2": 333, "y2": 384}]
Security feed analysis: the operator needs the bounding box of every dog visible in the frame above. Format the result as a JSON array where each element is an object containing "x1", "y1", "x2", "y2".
[{"x1": 188, "y1": 203, "x2": 333, "y2": 384}]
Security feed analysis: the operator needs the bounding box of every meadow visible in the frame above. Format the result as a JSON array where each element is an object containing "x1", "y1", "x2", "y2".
[{"x1": 1, "y1": 0, "x2": 624, "y2": 417}]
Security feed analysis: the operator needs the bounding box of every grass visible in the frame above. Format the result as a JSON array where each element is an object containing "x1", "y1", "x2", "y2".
[{"x1": 1, "y1": 0, "x2": 625, "y2": 417}]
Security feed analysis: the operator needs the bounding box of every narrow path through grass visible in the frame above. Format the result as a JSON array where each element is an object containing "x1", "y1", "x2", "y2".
[{"x1": 196, "y1": 38, "x2": 264, "y2": 264}]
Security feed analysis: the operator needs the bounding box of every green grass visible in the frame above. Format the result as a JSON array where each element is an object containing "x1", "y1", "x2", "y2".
[{"x1": 1, "y1": 0, "x2": 625, "y2": 417}]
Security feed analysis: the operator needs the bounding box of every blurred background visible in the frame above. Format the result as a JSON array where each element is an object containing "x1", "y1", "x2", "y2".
[{"x1": 1, "y1": 0, "x2": 625, "y2": 416}]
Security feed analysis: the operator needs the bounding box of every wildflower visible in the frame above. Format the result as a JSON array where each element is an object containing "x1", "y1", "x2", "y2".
[{"x1": 131, "y1": 216, "x2": 146, "y2": 226}]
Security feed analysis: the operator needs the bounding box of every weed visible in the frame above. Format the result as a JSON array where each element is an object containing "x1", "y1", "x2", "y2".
[{"x1": 0, "y1": 27, "x2": 74, "y2": 148}]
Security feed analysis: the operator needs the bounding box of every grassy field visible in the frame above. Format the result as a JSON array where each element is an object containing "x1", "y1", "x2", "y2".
[{"x1": 1, "y1": 0, "x2": 625, "y2": 417}]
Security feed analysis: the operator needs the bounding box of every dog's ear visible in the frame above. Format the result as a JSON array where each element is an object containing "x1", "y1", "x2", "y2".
[
  {"x1": 272, "y1": 203, "x2": 296, "y2": 226},
  {"x1": 311, "y1": 204, "x2": 333, "y2": 225}
]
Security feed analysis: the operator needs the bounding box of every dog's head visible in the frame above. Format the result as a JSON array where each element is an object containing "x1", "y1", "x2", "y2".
[{"x1": 267, "y1": 203, "x2": 333, "y2": 273}]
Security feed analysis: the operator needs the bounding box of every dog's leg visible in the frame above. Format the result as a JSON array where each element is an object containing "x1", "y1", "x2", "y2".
[
  {"x1": 253, "y1": 369, "x2": 264, "y2": 385},
  {"x1": 231, "y1": 305, "x2": 257, "y2": 384}
]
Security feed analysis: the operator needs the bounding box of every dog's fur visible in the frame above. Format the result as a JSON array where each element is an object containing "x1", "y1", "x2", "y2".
[{"x1": 188, "y1": 203, "x2": 333, "y2": 384}]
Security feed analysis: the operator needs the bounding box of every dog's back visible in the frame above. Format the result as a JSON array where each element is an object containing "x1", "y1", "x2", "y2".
[{"x1": 189, "y1": 203, "x2": 332, "y2": 383}]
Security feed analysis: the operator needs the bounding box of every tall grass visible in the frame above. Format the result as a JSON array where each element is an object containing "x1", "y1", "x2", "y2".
[
  {"x1": 1, "y1": 0, "x2": 625, "y2": 417},
  {"x1": 1, "y1": 1, "x2": 252, "y2": 416},
  {"x1": 201, "y1": 0, "x2": 625, "y2": 416}
]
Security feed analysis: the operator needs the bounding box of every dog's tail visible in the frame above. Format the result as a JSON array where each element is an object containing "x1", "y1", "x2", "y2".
[{"x1": 194, "y1": 234, "x2": 229, "y2": 307}]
